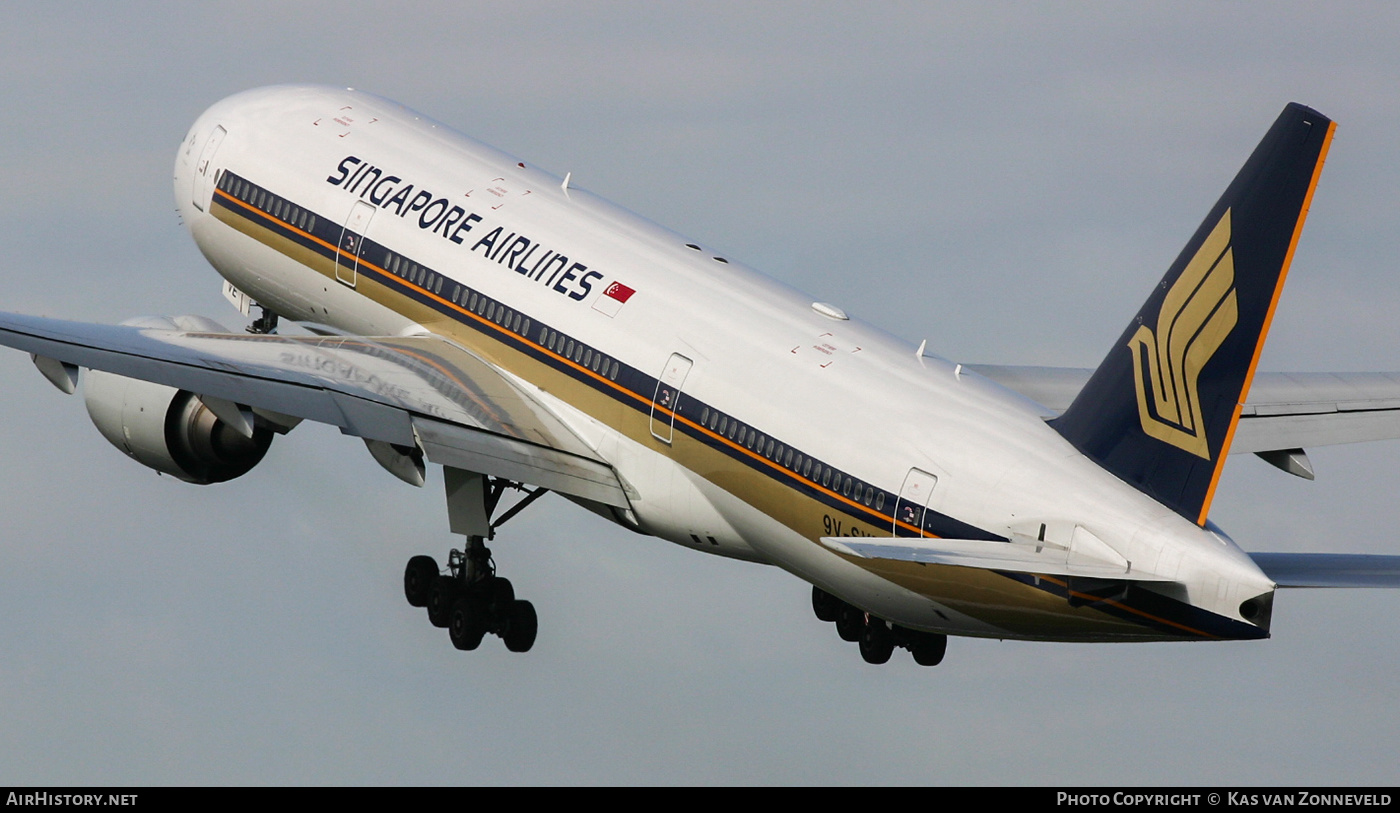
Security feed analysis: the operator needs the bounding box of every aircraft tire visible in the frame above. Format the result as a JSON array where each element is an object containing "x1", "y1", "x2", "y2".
[
  {"x1": 502, "y1": 600, "x2": 538, "y2": 653},
  {"x1": 859, "y1": 619, "x2": 894, "y2": 664},
  {"x1": 835, "y1": 603, "x2": 863, "y2": 642},
  {"x1": 911, "y1": 633, "x2": 947, "y2": 666},
  {"x1": 449, "y1": 597, "x2": 486, "y2": 651},
  {"x1": 486, "y1": 577, "x2": 515, "y2": 618},
  {"x1": 426, "y1": 576, "x2": 458, "y2": 628},
  {"x1": 811, "y1": 586, "x2": 840, "y2": 622},
  {"x1": 404, "y1": 555, "x2": 438, "y2": 608}
]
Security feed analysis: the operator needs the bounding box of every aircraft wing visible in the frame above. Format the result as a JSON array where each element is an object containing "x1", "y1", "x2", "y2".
[
  {"x1": 966, "y1": 364, "x2": 1400, "y2": 455},
  {"x1": 0, "y1": 311, "x2": 629, "y2": 507}
]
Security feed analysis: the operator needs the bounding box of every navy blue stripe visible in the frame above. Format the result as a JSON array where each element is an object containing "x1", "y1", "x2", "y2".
[{"x1": 213, "y1": 170, "x2": 1262, "y2": 641}]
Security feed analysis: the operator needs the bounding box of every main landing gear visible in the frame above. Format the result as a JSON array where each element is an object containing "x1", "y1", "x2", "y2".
[
  {"x1": 404, "y1": 475, "x2": 548, "y2": 653},
  {"x1": 811, "y1": 586, "x2": 947, "y2": 666}
]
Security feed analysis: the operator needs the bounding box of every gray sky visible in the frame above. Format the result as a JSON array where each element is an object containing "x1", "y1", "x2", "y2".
[{"x1": 2, "y1": 3, "x2": 1399, "y2": 785}]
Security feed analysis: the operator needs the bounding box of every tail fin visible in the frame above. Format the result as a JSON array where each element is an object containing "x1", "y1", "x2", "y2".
[{"x1": 1051, "y1": 103, "x2": 1335, "y2": 525}]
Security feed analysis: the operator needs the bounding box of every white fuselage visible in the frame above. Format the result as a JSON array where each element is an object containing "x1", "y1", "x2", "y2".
[{"x1": 171, "y1": 85, "x2": 1275, "y2": 643}]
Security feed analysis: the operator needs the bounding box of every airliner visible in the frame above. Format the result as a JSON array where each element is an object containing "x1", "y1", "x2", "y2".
[{"x1": 2, "y1": 86, "x2": 1398, "y2": 664}]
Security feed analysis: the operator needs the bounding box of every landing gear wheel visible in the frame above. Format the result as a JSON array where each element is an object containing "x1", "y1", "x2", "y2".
[
  {"x1": 859, "y1": 618, "x2": 894, "y2": 664},
  {"x1": 502, "y1": 600, "x2": 538, "y2": 652},
  {"x1": 426, "y1": 576, "x2": 457, "y2": 628},
  {"x1": 485, "y1": 577, "x2": 515, "y2": 618},
  {"x1": 449, "y1": 597, "x2": 486, "y2": 651},
  {"x1": 811, "y1": 586, "x2": 840, "y2": 622},
  {"x1": 911, "y1": 633, "x2": 947, "y2": 666},
  {"x1": 404, "y1": 555, "x2": 438, "y2": 608},
  {"x1": 835, "y1": 603, "x2": 864, "y2": 642}
]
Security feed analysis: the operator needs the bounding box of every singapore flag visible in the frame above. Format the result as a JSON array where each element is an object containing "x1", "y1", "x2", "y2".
[{"x1": 592, "y1": 280, "x2": 635, "y2": 318}]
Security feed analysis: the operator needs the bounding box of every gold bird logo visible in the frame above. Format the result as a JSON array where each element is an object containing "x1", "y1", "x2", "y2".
[{"x1": 1128, "y1": 210, "x2": 1239, "y2": 459}]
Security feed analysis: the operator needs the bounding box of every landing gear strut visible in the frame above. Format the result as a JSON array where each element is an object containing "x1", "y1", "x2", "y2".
[
  {"x1": 811, "y1": 586, "x2": 947, "y2": 666},
  {"x1": 404, "y1": 475, "x2": 547, "y2": 653},
  {"x1": 246, "y1": 305, "x2": 279, "y2": 335}
]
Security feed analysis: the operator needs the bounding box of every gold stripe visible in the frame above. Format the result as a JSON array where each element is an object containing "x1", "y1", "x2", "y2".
[{"x1": 214, "y1": 182, "x2": 1220, "y2": 641}]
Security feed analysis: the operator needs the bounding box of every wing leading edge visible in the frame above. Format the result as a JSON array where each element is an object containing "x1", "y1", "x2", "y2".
[{"x1": 0, "y1": 311, "x2": 629, "y2": 508}]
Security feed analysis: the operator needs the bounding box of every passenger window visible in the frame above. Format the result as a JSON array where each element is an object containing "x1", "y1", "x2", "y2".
[{"x1": 609, "y1": 361, "x2": 619, "y2": 380}]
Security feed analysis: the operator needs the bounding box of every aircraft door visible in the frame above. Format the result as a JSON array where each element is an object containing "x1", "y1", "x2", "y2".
[
  {"x1": 893, "y1": 468, "x2": 938, "y2": 537},
  {"x1": 650, "y1": 353, "x2": 693, "y2": 444},
  {"x1": 192, "y1": 125, "x2": 227, "y2": 212},
  {"x1": 336, "y1": 201, "x2": 376, "y2": 287}
]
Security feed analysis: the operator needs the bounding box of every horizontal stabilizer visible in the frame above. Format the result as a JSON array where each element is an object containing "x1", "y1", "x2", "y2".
[
  {"x1": 967, "y1": 366, "x2": 1400, "y2": 456},
  {"x1": 1249, "y1": 553, "x2": 1400, "y2": 588},
  {"x1": 821, "y1": 536, "x2": 1168, "y2": 581}
]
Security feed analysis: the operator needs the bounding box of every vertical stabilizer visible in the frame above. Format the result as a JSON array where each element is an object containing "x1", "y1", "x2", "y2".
[{"x1": 1051, "y1": 104, "x2": 1334, "y2": 525}]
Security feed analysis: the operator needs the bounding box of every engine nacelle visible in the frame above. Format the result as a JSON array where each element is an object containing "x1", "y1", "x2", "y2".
[{"x1": 83, "y1": 370, "x2": 273, "y2": 485}]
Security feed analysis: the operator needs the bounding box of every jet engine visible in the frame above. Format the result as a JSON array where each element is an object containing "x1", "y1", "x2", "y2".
[
  {"x1": 74, "y1": 316, "x2": 283, "y2": 485},
  {"x1": 83, "y1": 369, "x2": 274, "y2": 484}
]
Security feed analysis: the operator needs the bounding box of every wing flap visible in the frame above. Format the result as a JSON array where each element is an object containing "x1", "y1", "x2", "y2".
[
  {"x1": 1249, "y1": 553, "x2": 1400, "y2": 588},
  {"x1": 413, "y1": 416, "x2": 628, "y2": 508}
]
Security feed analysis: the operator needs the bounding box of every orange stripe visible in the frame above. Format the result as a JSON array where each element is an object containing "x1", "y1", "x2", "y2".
[
  {"x1": 220, "y1": 184, "x2": 923, "y2": 533},
  {"x1": 1196, "y1": 118, "x2": 1337, "y2": 526},
  {"x1": 222, "y1": 182, "x2": 1224, "y2": 635}
]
